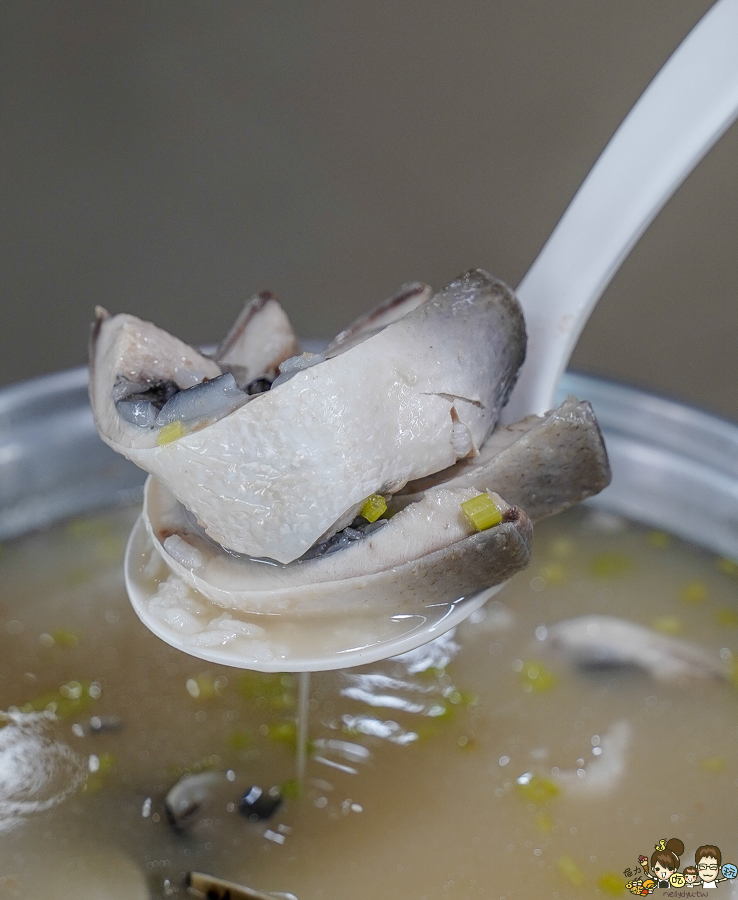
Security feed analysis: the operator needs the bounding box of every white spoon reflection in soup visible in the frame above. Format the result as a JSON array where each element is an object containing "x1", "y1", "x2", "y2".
[{"x1": 0, "y1": 503, "x2": 736, "y2": 898}]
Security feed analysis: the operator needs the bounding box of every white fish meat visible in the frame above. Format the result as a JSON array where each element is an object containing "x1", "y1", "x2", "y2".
[
  {"x1": 545, "y1": 615, "x2": 728, "y2": 681},
  {"x1": 142, "y1": 388, "x2": 611, "y2": 615},
  {"x1": 90, "y1": 270, "x2": 527, "y2": 563}
]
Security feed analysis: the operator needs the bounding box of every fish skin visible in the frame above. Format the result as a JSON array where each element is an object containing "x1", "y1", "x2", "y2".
[
  {"x1": 89, "y1": 307, "x2": 222, "y2": 450},
  {"x1": 90, "y1": 270, "x2": 526, "y2": 564},
  {"x1": 545, "y1": 615, "x2": 728, "y2": 681},
  {"x1": 145, "y1": 476, "x2": 532, "y2": 615},
  {"x1": 215, "y1": 291, "x2": 299, "y2": 386},
  {"x1": 325, "y1": 281, "x2": 433, "y2": 357}
]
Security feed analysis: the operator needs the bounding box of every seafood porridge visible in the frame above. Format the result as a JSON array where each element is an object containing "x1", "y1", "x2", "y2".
[
  {"x1": 1, "y1": 272, "x2": 735, "y2": 898},
  {"x1": 1, "y1": 503, "x2": 737, "y2": 898}
]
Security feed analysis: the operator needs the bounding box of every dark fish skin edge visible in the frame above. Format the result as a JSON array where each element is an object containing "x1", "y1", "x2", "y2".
[
  {"x1": 462, "y1": 269, "x2": 527, "y2": 412},
  {"x1": 327, "y1": 281, "x2": 430, "y2": 352},
  {"x1": 215, "y1": 290, "x2": 277, "y2": 361},
  {"x1": 379, "y1": 507, "x2": 533, "y2": 608},
  {"x1": 404, "y1": 269, "x2": 527, "y2": 438}
]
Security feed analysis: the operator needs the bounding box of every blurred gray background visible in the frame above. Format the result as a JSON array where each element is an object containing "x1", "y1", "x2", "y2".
[{"x1": 2, "y1": 2, "x2": 737, "y2": 417}]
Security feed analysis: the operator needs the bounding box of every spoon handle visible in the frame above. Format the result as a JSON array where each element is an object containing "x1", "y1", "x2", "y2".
[{"x1": 503, "y1": 0, "x2": 738, "y2": 423}]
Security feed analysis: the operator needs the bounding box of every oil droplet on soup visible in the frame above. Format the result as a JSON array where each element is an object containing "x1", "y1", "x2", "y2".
[{"x1": 0, "y1": 505, "x2": 737, "y2": 899}]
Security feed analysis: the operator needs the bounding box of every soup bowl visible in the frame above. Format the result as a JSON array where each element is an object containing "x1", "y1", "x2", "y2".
[{"x1": 0, "y1": 368, "x2": 737, "y2": 899}]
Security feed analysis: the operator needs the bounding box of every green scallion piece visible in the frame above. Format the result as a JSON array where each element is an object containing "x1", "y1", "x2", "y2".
[
  {"x1": 461, "y1": 493, "x2": 502, "y2": 531},
  {"x1": 360, "y1": 494, "x2": 387, "y2": 523}
]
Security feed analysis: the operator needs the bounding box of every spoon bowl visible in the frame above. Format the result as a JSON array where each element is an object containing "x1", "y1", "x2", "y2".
[{"x1": 125, "y1": 512, "x2": 502, "y2": 671}]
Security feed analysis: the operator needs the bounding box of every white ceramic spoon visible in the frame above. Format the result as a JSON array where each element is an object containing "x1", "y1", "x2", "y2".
[
  {"x1": 125, "y1": 0, "x2": 738, "y2": 672},
  {"x1": 503, "y1": 0, "x2": 738, "y2": 423}
]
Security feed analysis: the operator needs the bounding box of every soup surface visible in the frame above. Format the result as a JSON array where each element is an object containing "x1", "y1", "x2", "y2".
[{"x1": 0, "y1": 505, "x2": 737, "y2": 899}]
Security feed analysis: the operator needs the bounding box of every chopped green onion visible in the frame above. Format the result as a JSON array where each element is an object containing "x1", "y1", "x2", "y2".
[
  {"x1": 652, "y1": 615, "x2": 681, "y2": 634},
  {"x1": 715, "y1": 607, "x2": 738, "y2": 628},
  {"x1": 460, "y1": 493, "x2": 502, "y2": 531},
  {"x1": 227, "y1": 730, "x2": 253, "y2": 752},
  {"x1": 717, "y1": 557, "x2": 738, "y2": 575},
  {"x1": 280, "y1": 778, "x2": 303, "y2": 799},
  {"x1": 51, "y1": 629, "x2": 79, "y2": 648},
  {"x1": 83, "y1": 751, "x2": 117, "y2": 793},
  {"x1": 157, "y1": 420, "x2": 185, "y2": 445},
  {"x1": 519, "y1": 660, "x2": 556, "y2": 693},
  {"x1": 268, "y1": 720, "x2": 297, "y2": 746},
  {"x1": 701, "y1": 756, "x2": 726, "y2": 772},
  {"x1": 598, "y1": 871, "x2": 623, "y2": 894},
  {"x1": 20, "y1": 680, "x2": 97, "y2": 718},
  {"x1": 681, "y1": 580, "x2": 708, "y2": 604},
  {"x1": 557, "y1": 855, "x2": 585, "y2": 887},
  {"x1": 539, "y1": 561, "x2": 567, "y2": 585},
  {"x1": 516, "y1": 773, "x2": 560, "y2": 805},
  {"x1": 589, "y1": 552, "x2": 632, "y2": 578},
  {"x1": 360, "y1": 494, "x2": 387, "y2": 523}
]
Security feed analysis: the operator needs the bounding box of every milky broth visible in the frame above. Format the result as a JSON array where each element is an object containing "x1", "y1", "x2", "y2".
[{"x1": 1, "y1": 505, "x2": 737, "y2": 899}]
